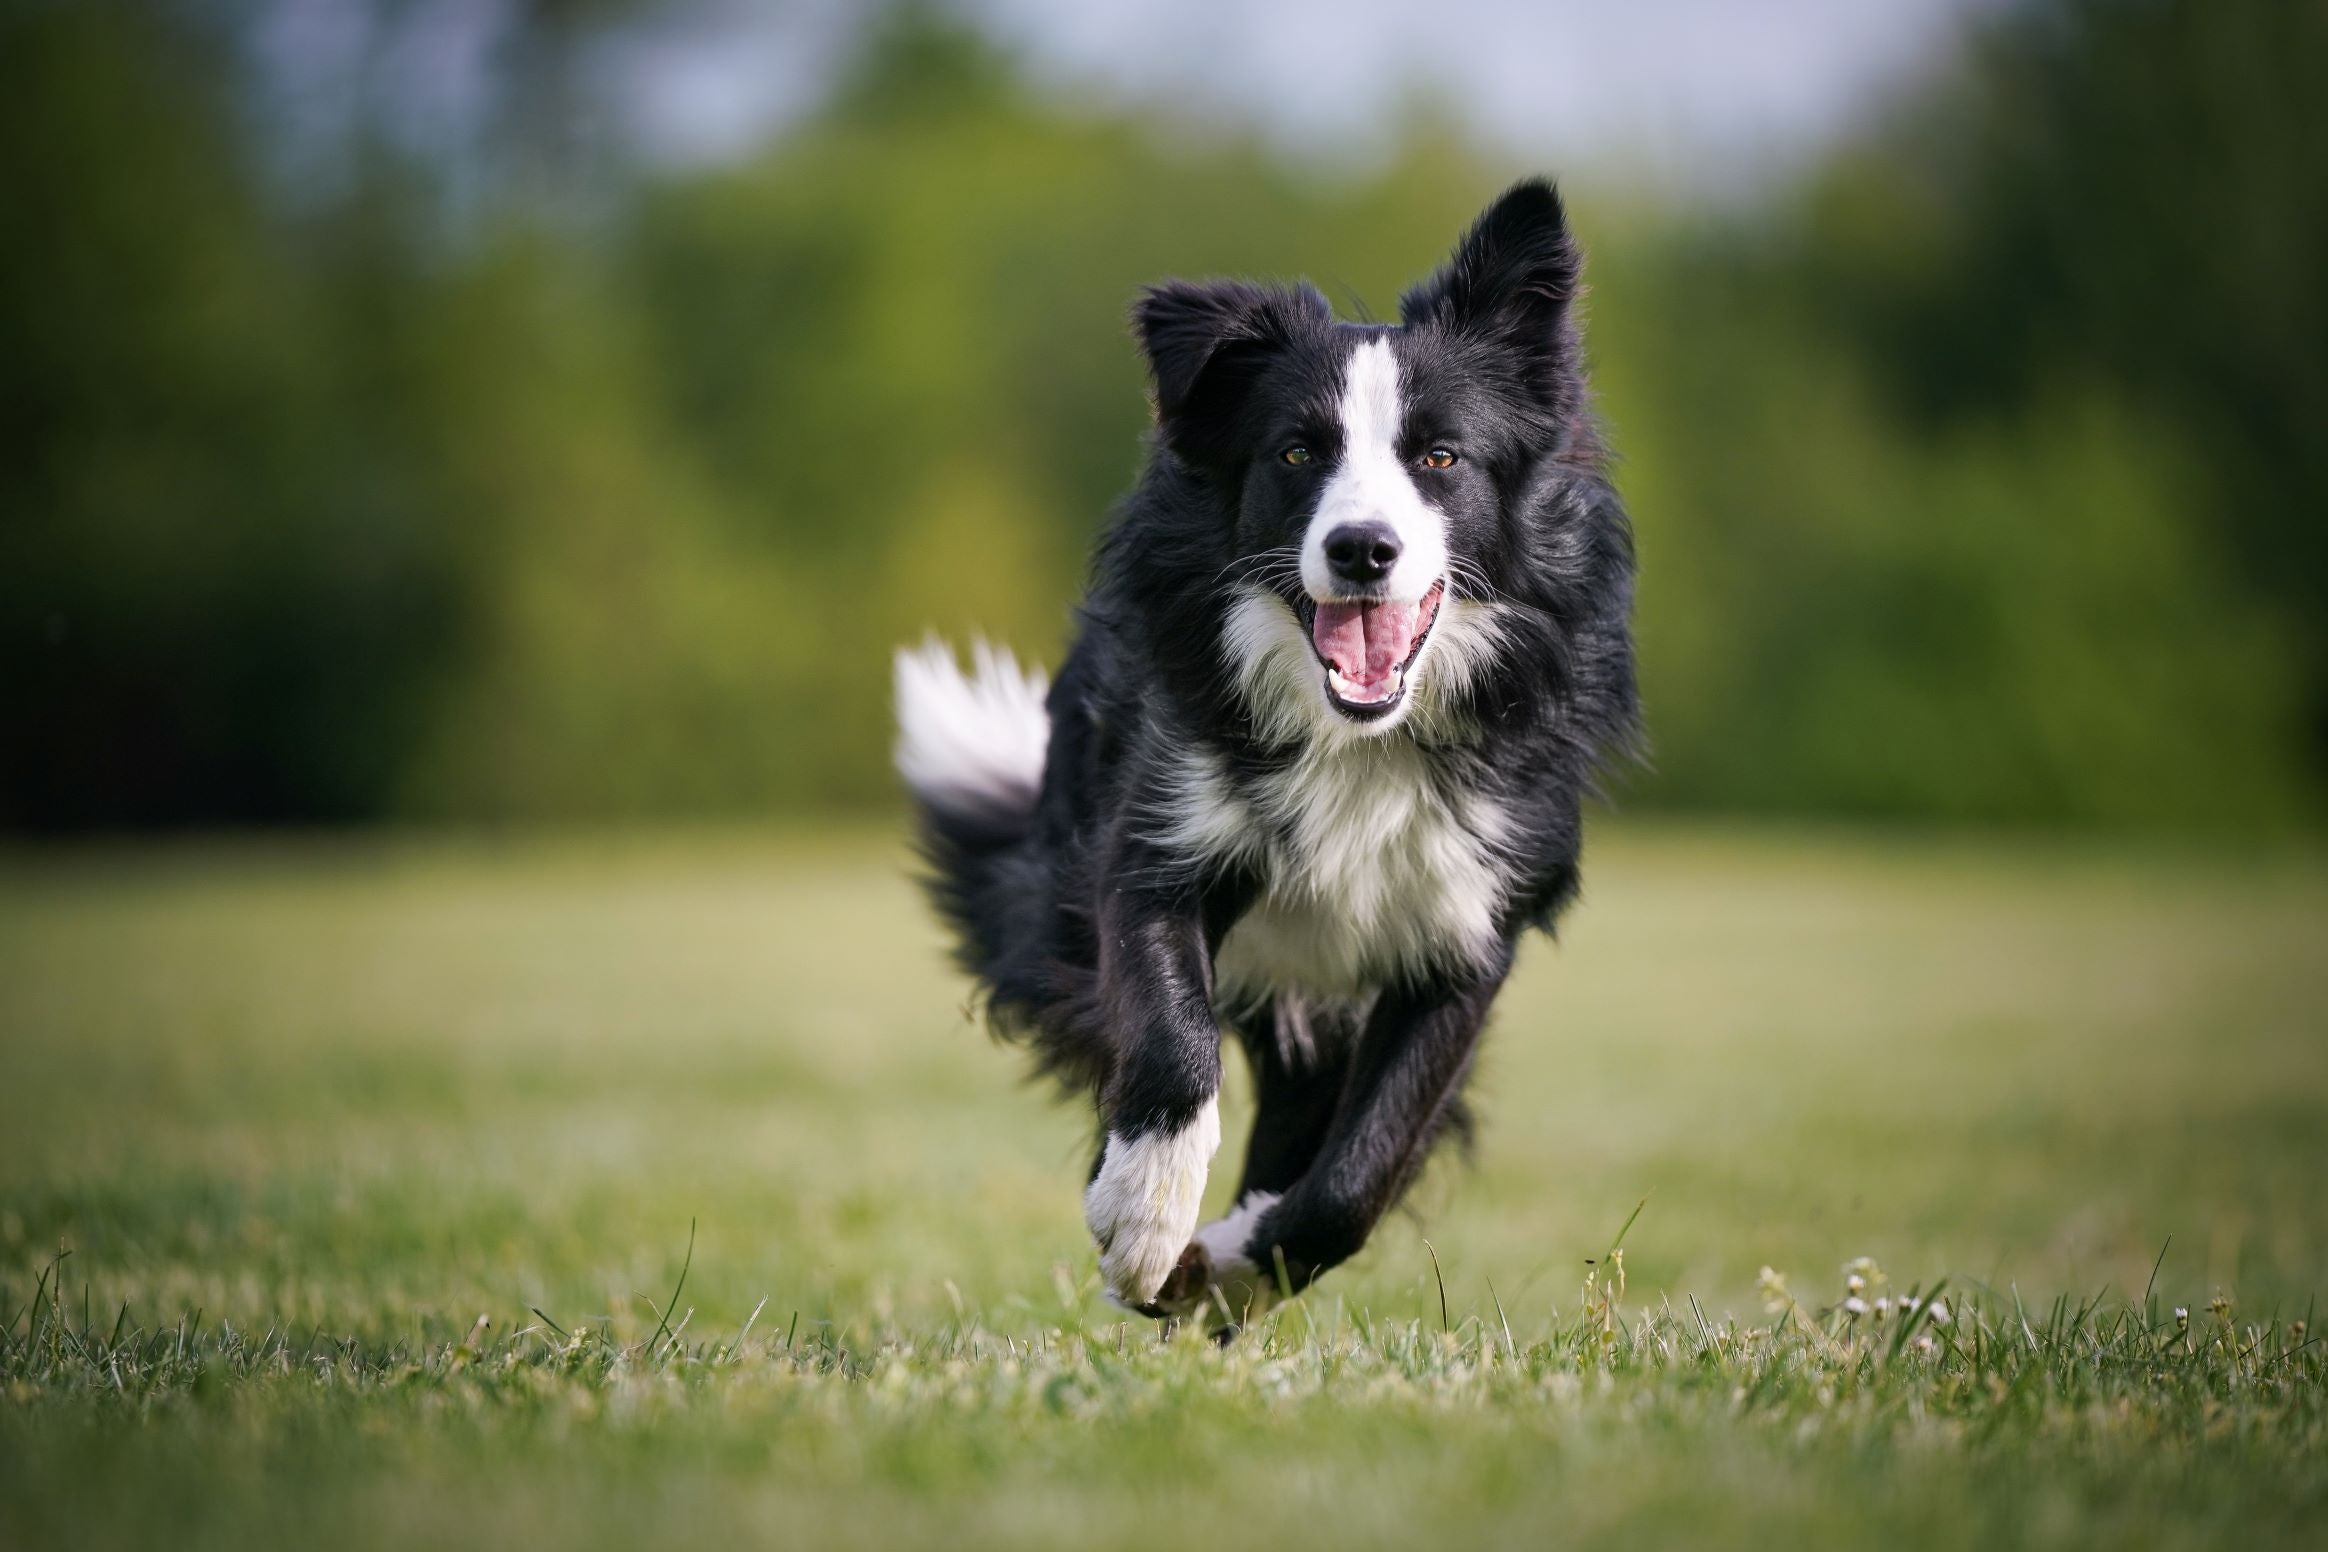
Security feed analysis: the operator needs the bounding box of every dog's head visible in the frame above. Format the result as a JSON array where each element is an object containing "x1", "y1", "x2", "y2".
[{"x1": 1136, "y1": 180, "x2": 1585, "y2": 736}]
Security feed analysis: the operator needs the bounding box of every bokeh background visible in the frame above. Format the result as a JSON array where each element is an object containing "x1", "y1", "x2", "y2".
[{"x1": 6, "y1": 0, "x2": 2323, "y2": 835}]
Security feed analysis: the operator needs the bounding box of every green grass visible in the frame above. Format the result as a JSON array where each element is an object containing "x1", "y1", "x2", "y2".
[{"x1": 3, "y1": 826, "x2": 2325, "y2": 1548}]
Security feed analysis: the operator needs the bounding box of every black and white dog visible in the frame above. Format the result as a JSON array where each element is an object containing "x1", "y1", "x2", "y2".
[{"x1": 895, "y1": 181, "x2": 1637, "y2": 1324}]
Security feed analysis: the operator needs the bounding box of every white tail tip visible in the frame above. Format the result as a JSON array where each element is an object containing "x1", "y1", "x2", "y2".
[{"x1": 893, "y1": 636, "x2": 1051, "y2": 818}]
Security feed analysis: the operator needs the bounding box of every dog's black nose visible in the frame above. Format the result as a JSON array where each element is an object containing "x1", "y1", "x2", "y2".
[{"x1": 1322, "y1": 521, "x2": 1401, "y2": 585}]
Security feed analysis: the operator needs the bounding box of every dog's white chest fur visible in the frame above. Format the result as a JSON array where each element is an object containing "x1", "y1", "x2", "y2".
[{"x1": 1164, "y1": 741, "x2": 1508, "y2": 1003}]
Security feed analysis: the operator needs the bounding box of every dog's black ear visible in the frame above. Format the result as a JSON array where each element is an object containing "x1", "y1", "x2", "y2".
[
  {"x1": 1400, "y1": 179, "x2": 1581, "y2": 401},
  {"x1": 1135, "y1": 280, "x2": 1329, "y2": 466}
]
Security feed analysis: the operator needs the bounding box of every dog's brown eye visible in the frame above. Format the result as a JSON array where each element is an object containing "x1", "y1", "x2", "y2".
[
  {"x1": 1422, "y1": 446, "x2": 1458, "y2": 470},
  {"x1": 1281, "y1": 445, "x2": 1313, "y2": 467}
]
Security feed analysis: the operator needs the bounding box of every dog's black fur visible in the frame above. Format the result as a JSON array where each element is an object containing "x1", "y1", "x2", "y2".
[{"x1": 897, "y1": 180, "x2": 1636, "y2": 1322}]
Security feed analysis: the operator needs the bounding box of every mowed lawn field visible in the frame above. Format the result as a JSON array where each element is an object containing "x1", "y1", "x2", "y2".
[{"x1": 2, "y1": 826, "x2": 2324, "y2": 1548}]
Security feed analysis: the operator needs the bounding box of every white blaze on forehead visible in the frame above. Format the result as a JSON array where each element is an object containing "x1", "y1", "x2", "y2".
[
  {"x1": 1339, "y1": 332, "x2": 1403, "y2": 457},
  {"x1": 1299, "y1": 335, "x2": 1450, "y2": 606}
]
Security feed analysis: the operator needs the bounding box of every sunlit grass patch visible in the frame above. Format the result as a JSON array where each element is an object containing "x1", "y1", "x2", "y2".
[
  {"x1": 6, "y1": 1240, "x2": 2322, "y2": 1549},
  {"x1": 9, "y1": 1239, "x2": 2317, "y2": 1429},
  {"x1": 2, "y1": 829, "x2": 2324, "y2": 1548}
]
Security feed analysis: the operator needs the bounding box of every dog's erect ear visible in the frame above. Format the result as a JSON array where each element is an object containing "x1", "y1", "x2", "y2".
[
  {"x1": 1135, "y1": 280, "x2": 1329, "y2": 466},
  {"x1": 1399, "y1": 179, "x2": 1581, "y2": 401}
]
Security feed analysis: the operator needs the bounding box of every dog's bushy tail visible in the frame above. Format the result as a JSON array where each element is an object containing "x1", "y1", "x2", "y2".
[{"x1": 893, "y1": 638, "x2": 1050, "y2": 993}]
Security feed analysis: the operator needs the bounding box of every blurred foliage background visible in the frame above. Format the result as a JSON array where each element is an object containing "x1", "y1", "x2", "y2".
[{"x1": 3, "y1": 0, "x2": 2322, "y2": 833}]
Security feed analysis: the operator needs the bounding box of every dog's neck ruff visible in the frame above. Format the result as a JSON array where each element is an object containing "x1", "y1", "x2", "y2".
[{"x1": 1156, "y1": 733, "x2": 1512, "y2": 1004}]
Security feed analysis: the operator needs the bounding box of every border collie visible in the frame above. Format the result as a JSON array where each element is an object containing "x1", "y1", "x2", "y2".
[{"x1": 895, "y1": 180, "x2": 1637, "y2": 1326}]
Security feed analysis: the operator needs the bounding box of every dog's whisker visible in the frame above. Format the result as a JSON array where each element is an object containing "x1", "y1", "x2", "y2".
[
  {"x1": 1446, "y1": 556, "x2": 1514, "y2": 606},
  {"x1": 1215, "y1": 545, "x2": 1304, "y2": 587}
]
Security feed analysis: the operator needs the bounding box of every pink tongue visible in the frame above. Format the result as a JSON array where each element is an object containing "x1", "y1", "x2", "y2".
[{"x1": 1313, "y1": 599, "x2": 1422, "y2": 689}]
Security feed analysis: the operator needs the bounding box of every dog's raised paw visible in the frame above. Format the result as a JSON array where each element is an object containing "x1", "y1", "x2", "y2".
[
  {"x1": 1084, "y1": 1099, "x2": 1219, "y2": 1306},
  {"x1": 1174, "y1": 1191, "x2": 1282, "y2": 1326},
  {"x1": 1150, "y1": 1241, "x2": 1212, "y2": 1313}
]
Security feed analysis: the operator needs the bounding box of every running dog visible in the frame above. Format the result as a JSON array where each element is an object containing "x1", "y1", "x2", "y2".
[{"x1": 895, "y1": 179, "x2": 1638, "y2": 1325}]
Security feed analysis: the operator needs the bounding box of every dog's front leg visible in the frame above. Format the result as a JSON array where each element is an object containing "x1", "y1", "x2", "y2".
[
  {"x1": 1082, "y1": 877, "x2": 1224, "y2": 1312},
  {"x1": 1229, "y1": 951, "x2": 1514, "y2": 1303}
]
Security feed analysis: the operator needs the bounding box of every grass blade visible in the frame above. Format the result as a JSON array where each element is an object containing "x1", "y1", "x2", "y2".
[
  {"x1": 644, "y1": 1218, "x2": 697, "y2": 1356},
  {"x1": 1422, "y1": 1240, "x2": 1449, "y2": 1333}
]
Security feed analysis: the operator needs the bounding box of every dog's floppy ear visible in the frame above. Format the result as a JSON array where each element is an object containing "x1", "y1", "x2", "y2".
[
  {"x1": 1135, "y1": 280, "x2": 1329, "y2": 466},
  {"x1": 1400, "y1": 179, "x2": 1581, "y2": 405}
]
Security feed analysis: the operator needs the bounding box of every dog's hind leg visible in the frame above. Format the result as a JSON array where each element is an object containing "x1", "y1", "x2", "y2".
[
  {"x1": 1233, "y1": 952, "x2": 1513, "y2": 1298},
  {"x1": 1230, "y1": 1000, "x2": 1358, "y2": 1202}
]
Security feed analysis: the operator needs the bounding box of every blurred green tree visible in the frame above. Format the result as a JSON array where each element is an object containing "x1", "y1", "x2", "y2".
[
  {"x1": 0, "y1": 1, "x2": 469, "y2": 826},
  {"x1": 1, "y1": 0, "x2": 2317, "y2": 831},
  {"x1": 1789, "y1": 0, "x2": 2328, "y2": 766}
]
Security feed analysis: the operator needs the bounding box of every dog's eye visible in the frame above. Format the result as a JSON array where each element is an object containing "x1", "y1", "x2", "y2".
[
  {"x1": 1281, "y1": 445, "x2": 1313, "y2": 467},
  {"x1": 1421, "y1": 446, "x2": 1458, "y2": 470}
]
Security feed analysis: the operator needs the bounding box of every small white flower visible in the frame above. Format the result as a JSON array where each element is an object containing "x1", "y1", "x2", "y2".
[
  {"x1": 1842, "y1": 1296, "x2": 1869, "y2": 1317},
  {"x1": 1846, "y1": 1274, "x2": 1867, "y2": 1295},
  {"x1": 1756, "y1": 1265, "x2": 1791, "y2": 1315},
  {"x1": 1873, "y1": 1296, "x2": 1891, "y2": 1318},
  {"x1": 2173, "y1": 1306, "x2": 2190, "y2": 1327},
  {"x1": 1926, "y1": 1300, "x2": 1950, "y2": 1325}
]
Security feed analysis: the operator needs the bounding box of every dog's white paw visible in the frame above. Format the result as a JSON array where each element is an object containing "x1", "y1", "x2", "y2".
[
  {"x1": 1084, "y1": 1099, "x2": 1219, "y2": 1307},
  {"x1": 1155, "y1": 1191, "x2": 1281, "y2": 1323}
]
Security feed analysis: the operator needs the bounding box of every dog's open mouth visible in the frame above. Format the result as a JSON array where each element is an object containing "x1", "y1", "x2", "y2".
[{"x1": 1299, "y1": 579, "x2": 1445, "y2": 718}]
